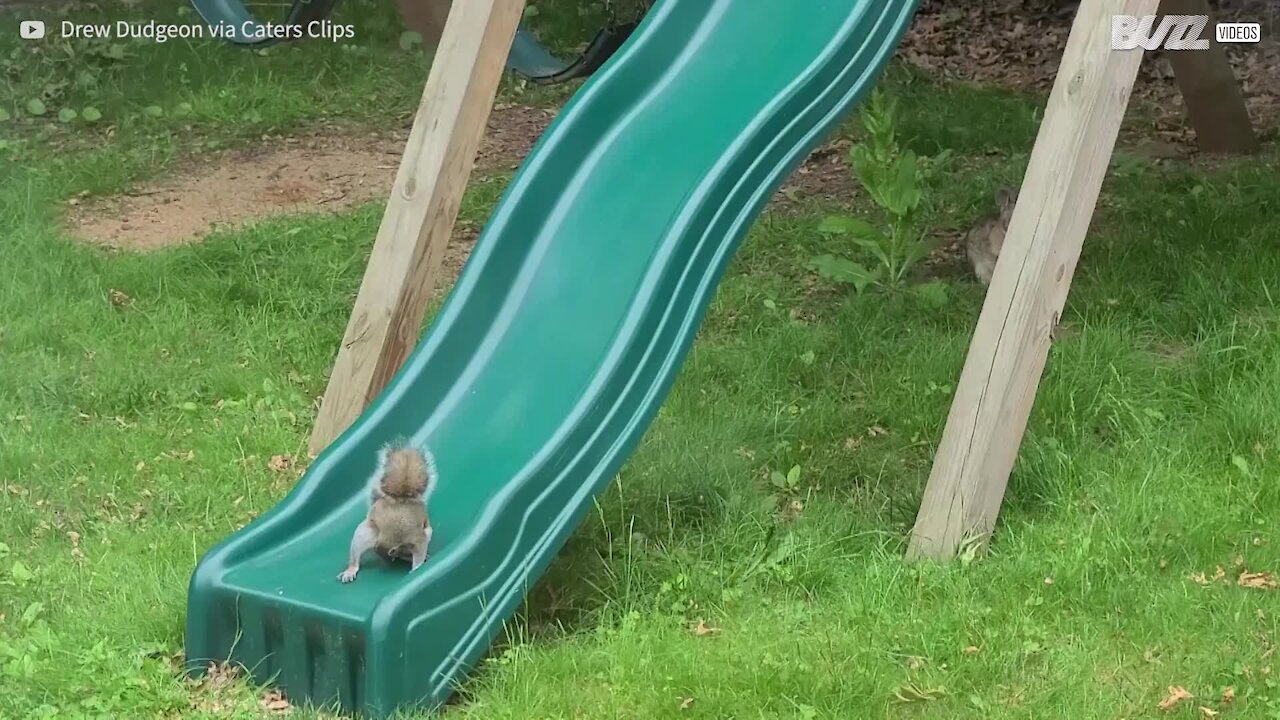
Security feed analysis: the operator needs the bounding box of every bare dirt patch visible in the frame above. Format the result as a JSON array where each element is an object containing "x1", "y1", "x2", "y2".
[
  {"x1": 66, "y1": 104, "x2": 557, "y2": 253},
  {"x1": 68, "y1": 134, "x2": 403, "y2": 251},
  {"x1": 773, "y1": 137, "x2": 860, "y2": 213}
]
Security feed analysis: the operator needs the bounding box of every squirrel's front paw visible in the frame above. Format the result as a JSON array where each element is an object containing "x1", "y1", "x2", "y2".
[{"x1": 338, "y1": 567, "x2": 359, "y2": 583}]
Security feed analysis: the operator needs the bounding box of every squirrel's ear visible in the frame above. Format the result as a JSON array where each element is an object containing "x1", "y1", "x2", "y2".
[{"x1": 995, "y1": 186, "x2": 1015, "y2": 206}]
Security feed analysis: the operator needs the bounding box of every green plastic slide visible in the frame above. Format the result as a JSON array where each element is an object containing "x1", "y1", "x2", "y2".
[{"x1": 184, "y1": 0, "x2": 920, "y2": 716}]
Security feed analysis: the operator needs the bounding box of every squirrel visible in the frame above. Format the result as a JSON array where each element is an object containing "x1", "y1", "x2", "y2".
[
  {"x1": 337, "y1": 442, "x2": 437, "y2": 583},
  {"x1": 965, "y1": 185, "x2": 1018, "y2": 286}
]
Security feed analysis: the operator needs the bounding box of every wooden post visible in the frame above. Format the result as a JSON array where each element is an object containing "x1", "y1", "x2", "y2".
[
  {"x1": 309, "y1": 0, "x2": 526, "y2": 456},
  {"x1": 397, "y1": 0, "x2": 454, "y2": 54},
  {"x1": 906, "y1": 0, "x2": 1158, "y2": 561},
  {"x1": 1157, "y1": 0, "x2": 1258, "y2": 153}
]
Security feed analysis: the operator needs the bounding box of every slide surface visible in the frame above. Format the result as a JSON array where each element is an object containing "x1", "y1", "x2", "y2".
[{"x1": 185, "y1": 0, "x2": 919, "y2": 716}]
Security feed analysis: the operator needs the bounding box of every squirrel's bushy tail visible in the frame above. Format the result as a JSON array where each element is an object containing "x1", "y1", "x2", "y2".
[{"x1": 375, "y1": 442, "x2": 437, "y2": 499}]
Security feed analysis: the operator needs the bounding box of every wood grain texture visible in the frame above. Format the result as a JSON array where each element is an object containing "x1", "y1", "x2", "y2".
[
  {"x1": 1158, "y1": 0, "x2": 1258, "y2": 153},
  {"x1": 907, "y1": 0, "x2": 1158, "y2": 561},
  {"x1": 309, "y1": 0, "x2": 526, "y2": 456}
]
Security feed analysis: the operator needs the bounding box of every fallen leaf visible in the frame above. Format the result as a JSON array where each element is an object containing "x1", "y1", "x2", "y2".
[
  {"x1": 893, "y1": 682, "x2": 945, "y2": 703},
  {"x1": 1234, "y1": 555, "x2": 1246, "y2": 567},
  {"x1": 1199, "y1": 707, "x2": 1219, "y2": 718},
  {"x1": 1190, "y1": 567, "x2": 1230, "y2": 586},
  {"x1": 1222, "y1": 686, "x2": 1235, "y2": 704},
  {"x1": 962, "y1": 645, "x2": 981, "y2": 655},
  {"x1": 1043, "y1": 577, "x2": 1054, "y2": 586},
  {"x1": 907, "y1": 655, "x2": 927, "y2": 671},
  {"x1": 843, "y1": 436, "x2": 862, "y2": 451},
  {"x1": 867, "y1": 425, "x2": 888, "y2": 438},
  {"x1": 66, "y1": 531, "x2": 80, "y2": 547},
  {"x1": 1159, "y1": 686, "x2": 1193, "y2": 712},
  {"x1": 1239, "y1": 571, "x2": 1278, "y2": 589},
  {"x1": 196, "y1": 662, "x2": 241, "y2": 690},
  {"x1": 269, "y1": 454, "x2": 294, "y2": 472},
  {"x1": 678, "y1": 697, "x2": 694, "y2": 710},
  {"x1": 690, "y1": 619, "x2": 719, "y2": 637},
  {"x1": 108, "y1": 289, "x2": 132, "y2": 307},
  {"x1": 260, "y1": 688, "x2": 291, "y2": 713}
]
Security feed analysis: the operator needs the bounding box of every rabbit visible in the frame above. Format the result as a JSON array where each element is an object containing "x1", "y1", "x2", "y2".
[{"x1": 965, "y1": 185, "x2": 1018, "y2": 285}]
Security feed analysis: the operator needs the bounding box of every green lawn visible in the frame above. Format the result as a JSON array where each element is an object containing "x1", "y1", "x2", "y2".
[{"x1": 2, "y1": 1, "x2": 1280, "y2": 718}]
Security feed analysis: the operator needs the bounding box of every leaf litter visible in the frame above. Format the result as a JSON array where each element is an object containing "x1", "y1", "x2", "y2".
[
  {"x1": 900, "y1": 0, "x2": 1280, "y2": 140},
  {"x1": 893, "y1": 682, "x2": 946, "y2": 703},
  {"x1": 260, "y1": 688, "x2": 292, "y2": 713},
  {"x1": 690, "y1": 618, "x2": 720, "y2": 637},
  {"x1": 1158, "y1": 685, "x2": 1192, "y2": 712},
  {"x1": 1190, "y1": 562, "x2": 1278, "y2": 589},
  {"x1": 1238, "y1": 570, "x2": 1278, "y2": 590}
]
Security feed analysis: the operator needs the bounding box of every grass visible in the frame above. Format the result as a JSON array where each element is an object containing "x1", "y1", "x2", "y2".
[{"x1": 3, "y1": 1, "x2": 1280, "y2": 718}]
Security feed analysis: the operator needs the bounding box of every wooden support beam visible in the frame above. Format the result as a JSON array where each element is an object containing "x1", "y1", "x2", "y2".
[
  {"x1": 309, "y1": 0, "x2": 525, "y2": 456},
  {"x1": 906, "y1": 0, "x2": 1158, "y2": 561},
  {"x1": 1157, "y1": 0, "x2": 1258, "y2": 153},
  {"x1": 397, "y1": 0, "x2": 454, "y2": 54}
]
